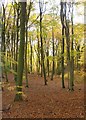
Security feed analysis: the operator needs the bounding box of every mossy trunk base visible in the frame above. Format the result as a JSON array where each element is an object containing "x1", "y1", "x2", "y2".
[{"x1": 14, "y1": 94, "x2": 23, "y2": 102}]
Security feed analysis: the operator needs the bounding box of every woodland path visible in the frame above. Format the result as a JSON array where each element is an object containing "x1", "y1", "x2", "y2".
[{"x1": 2, "y1": 73, "x2": 84, "y2": 118}]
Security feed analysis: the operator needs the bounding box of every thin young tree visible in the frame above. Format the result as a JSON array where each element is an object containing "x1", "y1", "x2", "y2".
[
  {"x1": 39, "y1": 0, "x2": 47, "y2": 85},
  {"x1": 51, "y1": 27, "x2": 55, "y2": 80},
  {"x1": 71, "y1": 0, "x2": 74, "y2": 87},
  {"x1": 14, "y1": 3, "x2": 20, "y2": 83},
  {"x1": 60, "y1": 1, "x2": 65, "y2": 88},
  {"x1": 37, "y1": 27, "x2": 41, "y2": 75}
]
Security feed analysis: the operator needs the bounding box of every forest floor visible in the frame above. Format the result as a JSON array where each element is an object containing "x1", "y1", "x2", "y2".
[{"x1": 2, "y1": 72, "x2": 84, "y2": 119}]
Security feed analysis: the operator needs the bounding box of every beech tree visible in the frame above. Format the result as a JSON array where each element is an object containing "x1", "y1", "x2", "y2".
[
  {"x1": 14, "y1": 1, "x2": 26, "y2": 101},
  {"x1": 60, "y1": 1, "x2": 65, "y2": 88},
  {"x1": 39, "y1": 0, "x2": 47, "y2": 85}
]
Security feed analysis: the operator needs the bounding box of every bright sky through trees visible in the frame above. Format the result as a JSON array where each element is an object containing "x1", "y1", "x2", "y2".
[{"x1": 0, "y1": 0, "x2": 84, "y2": 24}]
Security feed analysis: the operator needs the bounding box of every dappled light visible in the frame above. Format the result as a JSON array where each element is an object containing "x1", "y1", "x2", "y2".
[{"x1": 0, "y1": 0, "x2": 85, "y2": 119}]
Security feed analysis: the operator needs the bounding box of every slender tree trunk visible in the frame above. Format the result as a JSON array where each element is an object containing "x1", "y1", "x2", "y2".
[
  {"x1": 28, "y1": 38, "x2": 30, "y2": 73},
  {"x1": 37, "y1": 28, "x2": 41, "y2": 75},
  {"x1": 71, "y1": 1, "x2": 74, "y2": 87},
  {"x1": 56, "y1": 44, "x2": 58, "y2": 75},
  {"x1": 60, "y1": 1, "x2": 65, "y2": 88},
  {"x1": 11, "y1": 31, "x2": 14, "y2": 69},
  {"x1": 51, "y1": 27, "x2": 55, "y2": 80},
  {"x1": 14, "y1": 4, "x2": 19, "y2": 84},
  {"x1": 46, "y1": 46, "x2": 49, "y2": 77},
  {"x1": 39, "y1": 1, "x2": 47, "y2": 85},
  {"x1": 61, "y1": 24, "x2": 65, "y2": 88},
  {"x1": 25, "y1": 21, "x2": 29, "y2": 87},
  {"x1": 30, "y1": 36, "x2": 33, "y2": 73},
  {"x1": 76, "y1": 45, "x2": 80, "y2": 70},
  {"x1": 13, "y1": 6, "x2": 16, "y2": 70}
]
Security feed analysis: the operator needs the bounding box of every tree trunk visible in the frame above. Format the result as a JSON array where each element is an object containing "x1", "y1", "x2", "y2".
[
  {"x1": 60, "y1": 1, "x2": 65, "y2": 88},
  {"x1": 30, "y1": 36, "x2": 33, "y2": 73},
  {"x1": 39, "y1": 1, "x2": 47, "y2": 85},
  {"x1": 37, "y1": 28, "x2": 41, "y2": 75},
  {"x1": 64, "y1": 2, "x2": 73, "y2": 91},
  {"x1": 14, "y1": 4, "x2": 19, "y2": 84},
  {"x1": 46, "y1": 46, "x2": 49, "y2": 77},
  {"x1": 25, "y1": 21, "x2": 29, "y2": 87},
  {"x1": 71, "y1": 1, "x2": 74, "y2": 87},
  {"x1": 2, "y1": 4, "x2": 8, "y2": 82},
  {"x1": 51, "y1": 27, "x2": 55, "y2": 80},
  {"x1": 14, "y1": 2, "x2": 26, "y2": 101}
]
